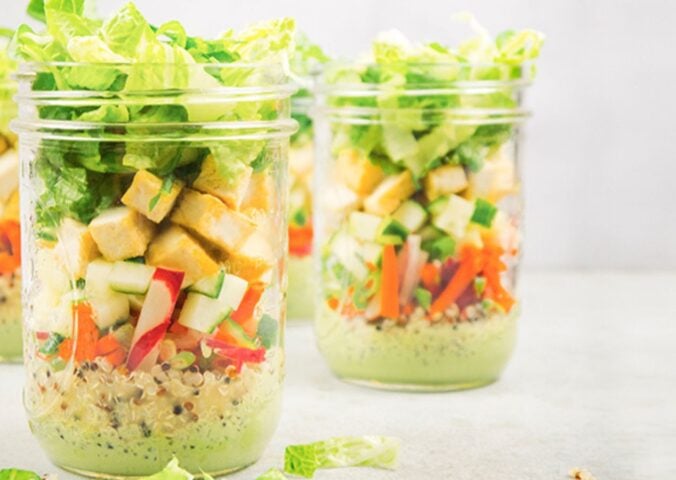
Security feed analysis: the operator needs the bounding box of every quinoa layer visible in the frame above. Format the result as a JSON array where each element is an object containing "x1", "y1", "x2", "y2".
[
  {"x1": 0, "y1": 271, "x2": 22, "y2": 360},
  {"x1": 315, "y1": 306, "x2": 518, "y2": 389},
  {"x1": 25, "y1": 348, "x2": 283, "y2": 476}
]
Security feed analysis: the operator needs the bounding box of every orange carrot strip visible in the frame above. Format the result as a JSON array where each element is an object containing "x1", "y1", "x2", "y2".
[
  {"x1": 289, "y1": 225, "x2": 313, "y2": 257},
  {"x1": 0, "y1": 220, "x2": 21, "y2": 274},
  {"x1": 429, "y1": 247, "x2": 483, "y2": 315},
  {"x1": 72, "y1": 302, "x2": 99, "y2": 363},
  {"x1": 230, "y1": 285, "x2": 263, "y2": 337},
  {"x1": 379, "y1": 244, "x2": 400, "y2": 319},
  {"x1": 420, "y1": 263, "x2": 440, "y2": 291}
]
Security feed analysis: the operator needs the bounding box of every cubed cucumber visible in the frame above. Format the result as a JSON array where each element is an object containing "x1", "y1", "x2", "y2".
[
  {"x1": 376, "y1": 218, "x2": 408, "y2": 245},
  {"x1": 432, "y1": 194, "x2": 474, "y2": 238},
  {"x1": 427, "y1": 196, "x2": 449, "y2": 217},
  {"x1": 219, "y1": 318, "x2": 257, "y2": 349},
  {"x1": 178, "y1": 292, "x2": 231, "y2": 334},
  {"x1": 359, "y1": 242, "x2": 383, "y2": 266},
  {"x1": 331, "y1": 231, "x2": 369, "y2": 281},
  {"x1": 348, "y1": 211, "x2": 384, "y2": 242},
  {"x1": 471, "y1": 198, "x2": 498, "y2": 228},
  {"x1": 218, "y1": 273, "x2": 249, "y2": 310},
  {"x1": 392, "y1": 200, "x2": 428, "y2": 233},
  {"x1": 109, "y1": 261, "x2": 155, "y2": 295},
  {"x1": 189, "y1": 269, "x2": 225, "y2": 298},
  {"x1": 422, "y1": 235, "x2": 456, "y2": 262}
]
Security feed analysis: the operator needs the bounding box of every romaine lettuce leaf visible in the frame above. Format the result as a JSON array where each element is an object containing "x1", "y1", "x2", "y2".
[{"x1": 284, "y1": 435, "x2": 400, "y2": 478}]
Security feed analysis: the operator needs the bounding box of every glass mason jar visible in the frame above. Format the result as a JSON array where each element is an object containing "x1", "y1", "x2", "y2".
[
  {"x1": 314, "y1": 63, "x2": 530, "y2": 391},
  {"x1": 14, "y1": 62, "x2": 295, "y2": 476},
  {"x1": 0, "y1": 79, "x2": 21, "y2": 362},
  {"x1": 287, "y1": 96, "x2": 315, "y2": 320}
]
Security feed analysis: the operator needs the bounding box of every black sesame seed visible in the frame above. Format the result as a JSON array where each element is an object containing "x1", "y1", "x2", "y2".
[
  {"x1": 161, "y1": 363, "x2": 171, "y2": 371},
  {"x1": 173, "y1": 405, "x2": 183, "y2": 415}
]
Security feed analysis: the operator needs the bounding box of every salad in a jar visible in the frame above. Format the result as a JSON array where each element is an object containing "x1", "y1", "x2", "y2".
[
  {"x1": 287, "y1": 35, "x2": 329, "y2": 320},
  {"x1": 315, "y1": 23, "x2": 544, "y2": 389},
  {"x1": 0, "y1": 29, "x2": 20, "y2": 362},
  {"x1": 13, "y1": 2, "x2": 295, "y2": 476}
]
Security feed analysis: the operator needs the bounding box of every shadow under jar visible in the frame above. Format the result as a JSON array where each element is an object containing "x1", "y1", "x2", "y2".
[
  {"x1": 313, "y1": 63, "x2": 532, "y2": 391},
  {"x1": 0, "y1": 79, "x2": 21, "y2": 362},
  {"x1": 13, "y1": 62, "x2": 295, "y2": 476}
]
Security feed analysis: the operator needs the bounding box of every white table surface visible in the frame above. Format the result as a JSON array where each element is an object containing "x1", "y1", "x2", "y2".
[{"x1": 1, "y1": 272, "x2": 674, "y2": 479}]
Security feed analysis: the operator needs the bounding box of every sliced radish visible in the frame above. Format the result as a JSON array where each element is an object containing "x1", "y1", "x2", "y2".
[
  {"x1": 399, "y1": 235, "x2": 428, "y2": 306},
  {"x1": 126, "y1": 267, "x2": 184, "y2": 371}
]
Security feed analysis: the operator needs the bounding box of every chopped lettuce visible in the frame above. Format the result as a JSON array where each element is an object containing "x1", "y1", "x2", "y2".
[
  {"x1": 0, "y1": 469, "x2": 41, "y2": 480},
  {"x1": 139, "y1": 457, "x2": 193, "y2": 480},
  {"x1": 13, "y1": 2, "x2": 295, "y2": 234},
  {"x1": 325, "y1": 17, "x2": 544, "y2": 180},
  {"x1": 284, "y1": 435, "x2": 400, "y2": 478}
]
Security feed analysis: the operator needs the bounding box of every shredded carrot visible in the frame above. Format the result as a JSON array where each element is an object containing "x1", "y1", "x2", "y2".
[
  {"x1": 481, "y1": 241, "x2": 516, "y2": 312},
  {"x1": 420, "y1": 263, "x2": 440, "y2": 292},
  {"x1": 96, "y1": 334, "x2": 127, "y2": 368},
  {"x1": 429, "y1": 246, "x2": 483, "y2": 315},
  {"x1": 379, "y1": 244, "x2": 400, "y2": 319},
  {"x1": 0, "y1": 220, "x2": 21, "y2": 274},
  {"x1": 327, "y1": 297, "x2": 339, "y2": 311},
  {"x1": 289, "y1": 225, "x2": 313, "y2": 257},
  {"x1": 58, "y1": 338, "x2": 73, "y2": 361},
  {"x1": 71, "y1": 302, "x2": 99, "y2": 363}
]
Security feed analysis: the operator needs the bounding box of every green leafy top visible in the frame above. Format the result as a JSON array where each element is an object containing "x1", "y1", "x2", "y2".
[
  {"x1": 13, "y1": 1, "x2": 296, "y2": 92},
  {"x1": 284, "y1": 435, "x2": 400, "y2": 478},
  {"x1": 0, "y1": 28, "x2": 15, "y2": 84},
  {"x1": 0, "y1": 469, "x2": 41, "y2": 480}
]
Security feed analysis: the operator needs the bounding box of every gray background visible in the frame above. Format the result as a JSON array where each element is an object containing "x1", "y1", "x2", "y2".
[{"x1": 6, "y1": 0, "x2": 675, "y2": 269}]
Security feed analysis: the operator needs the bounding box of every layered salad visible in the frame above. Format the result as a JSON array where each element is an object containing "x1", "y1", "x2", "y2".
[
  {"x1": 287, "y1": 35, "x2": 329, "y2": 320},
  {"x1": 0, "y1": 29, "x2": 20, "y2": 362},
  {"x1": 14, "y1": 2, "x2": 294, "y2": 475},
  {"x1": 315, "y1": 23, "x2": 543, "y2": 389}
]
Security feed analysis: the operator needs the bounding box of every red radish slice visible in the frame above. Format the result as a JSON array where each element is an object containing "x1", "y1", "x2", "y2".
[
  {"x1": 399, "y1": 235, "x2": 427, "y2": 306},
  {"x1": 127, "y1": 267, "x2": 184, "y2": 371}
]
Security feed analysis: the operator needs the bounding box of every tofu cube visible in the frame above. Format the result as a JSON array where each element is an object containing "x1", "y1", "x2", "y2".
[
  {"x1": 424, "y1": 164, "x2": 468, "y2": 201},
  {"x1": 467, "y1": 149, "x2": 516, "y2": 202},
  {"x1": 192, "y1": 155, "x2": 253, "y2": 210},
  {"x1": 336, "y1": 148, "x2": 385, "y2": 194},
  {"x1": 1, "y1": 189, "x2": 19, "y2": 221},
  {"x1": 121, "y1": 170, "x2": 183, "y2": 223},
  {"x1": 55, "y1": 218, "x2": 100, "y2": 278},
  {"x1": 239, "y1": 172, "x2": 277, "y2": 214},
  {"x1": 226, "y1": 230, "x2": 275, "y2": 283},
  {"x1": 147, "y1": 225, "x2": 220, "y2": 287},
  {"x1": 88, "y1": 207, "x2": 155, "y2": 261},
  {"x1": 171, "y1": 189, "x2": 255, "y2": 254},
  {"x1": 0, "y1": 150, "x2": 19, "y2": 203},
  {"x1": 363, "y1": 171, "x2": 416, "y2": 216}
]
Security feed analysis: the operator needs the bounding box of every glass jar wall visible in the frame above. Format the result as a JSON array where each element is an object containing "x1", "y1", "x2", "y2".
[
  {"x1": 14, "y1": 62, "x2": 295, "y2": 476},
  {"x1": 314, "y1": 64, "x2": 530, "y2": 391}
]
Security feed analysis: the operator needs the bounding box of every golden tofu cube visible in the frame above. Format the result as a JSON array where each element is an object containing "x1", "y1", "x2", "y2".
[
  {"x1": 147, "y1": 225, "x2": 220, "y2": 287},
  {"x1": 1, "y1": 189, "x2": 19, "y2": 221},
  {"x1": 88, "y1": 207, "x2": 155, "y2": 261},
  {"x1": 467, "y1": 149, "x2": 517, "y2": 202},
  {"x1": 424, "y1": 164, "x2": 468, "y2": 201},
  {"x1": 226, "y1": 230, "x2": 275, "y2": 283},
  {"x1": 363, "y1": 171, "x2": 416, "y2": 216},
  {"x1": 0, "y1": 150, "x2": 19, "y2": 203},
  {"x1": 171, "y1": 189, "x2": 255, "y2": 254},
  {"x1": 240, "y1": 172, "x2": 277, "y2": 214},
  {"x1": 192, "y1": 155, "x2": 253, "y2": 210},
  {"x1": 336, "y1": 148, "x2": 384, "y2": 194},
  {"x1": 121, "y1": 170, "x2": 183, "y2": 223},
  {"x1": 55, "y1": 218, "x2": 100, "y2": 278}
]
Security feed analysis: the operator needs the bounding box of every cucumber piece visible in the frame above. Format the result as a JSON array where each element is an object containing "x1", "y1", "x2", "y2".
[
  {"x1": 422, "y1": 235, "x2": 456, "y2": 262},
  {"x1": 109, "y1": 261, "x2": 155, "y2": 295},
  {"x1": 471, "y1": 198, "x2": 498, "y2": 228},
  {"x1": 432, "y1": 194, "x2": 474, "y2": 238},
  {"x1": 360, "y1": 242, "x2": 383, "y2": 265},
  {"x1": 218, "y1": 273, "x2": 249, "y2": 310},
  {"x1": 331, "y1": 231, "x2": 369, "y2": 281},
  {"x1": 85, "y1": 260, "x2": 130, "y2": 329},
  {"x1": 178, "y1": 292, "x2": 231, "y2": 334},
  {"x1": 220, "y1": 318, "x2": 257, "y2": 349},
  {"x1": 392, "y1": 200, "x2": 428, "y2": 233},
  {"x1": 376, "y1": 218, "x2": 408, "y2": 245},
  {"x1": 348, "y1": 211, "x2": 384, "y2": 242},
  {"x1": 427, "y1": 196, "x2": 449, "y2": 217},
  {"x1": 419, "y1": 225, "x2": 444, "y2": 242},
  {"x1": 189, "y1": 270, "x2": 225, "y2": 298}
]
